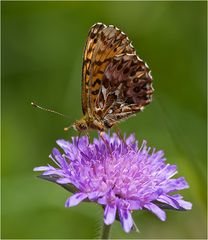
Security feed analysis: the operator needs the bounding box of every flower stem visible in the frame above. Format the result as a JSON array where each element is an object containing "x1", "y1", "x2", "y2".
[{"x1": 101, "y1": 223, "x2": 111, "y2": 239}]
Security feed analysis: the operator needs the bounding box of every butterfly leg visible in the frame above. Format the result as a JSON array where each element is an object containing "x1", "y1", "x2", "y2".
[
  {"x1": 77, "y1": 131, "x2": 82, "y2": 149},
  {"x1": 99, "y1": 131, "x2": 113, "y2": 158},
  {"x1": 85, "y1": 130, "x2": 91, "y2": 146},
  {"x1": 113, "y1": 124, "x2": 129, "y2": 148},
  {"x1": 113, "y1": 124, "x2": 124, "y2": 142},
  {"x1": 113, "y1": 125, "x2": 134, "y2": 150}
]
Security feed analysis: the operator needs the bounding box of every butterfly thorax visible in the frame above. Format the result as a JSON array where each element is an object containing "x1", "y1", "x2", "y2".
[{"x1": 73, "y1": 114, "x2": 105, "y2": 132}]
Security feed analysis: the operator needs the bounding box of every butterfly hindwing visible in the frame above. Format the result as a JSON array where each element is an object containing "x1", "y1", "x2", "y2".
[{"x1": 95, "y1": 54, "x2": 153, "y2": 128}]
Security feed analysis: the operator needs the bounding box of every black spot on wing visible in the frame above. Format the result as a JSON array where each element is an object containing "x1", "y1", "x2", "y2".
[
  {"x1": 92, "y1": 78, "x2": 101, "y2": 87},
  {"x1": 92, "y1": 89, "x2": 99, "y2": 95}
]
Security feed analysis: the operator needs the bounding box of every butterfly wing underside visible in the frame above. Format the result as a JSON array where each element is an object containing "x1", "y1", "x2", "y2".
[
  {"x1": 81, "y1": 23, "x2": 153, "y2": 129},
  {"x1": 95, "y1": 54, "x2": 153, "y2": 128},
  {"x1": 81, "y1": 23, "x2": 135, "y2": 115}
]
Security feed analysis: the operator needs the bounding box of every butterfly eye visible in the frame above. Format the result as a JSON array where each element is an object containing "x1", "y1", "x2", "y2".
[{"x1": 80, "y1": 123, "x2": 87, "y2": 130}]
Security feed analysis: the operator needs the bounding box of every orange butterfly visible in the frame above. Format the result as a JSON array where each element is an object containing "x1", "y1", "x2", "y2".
[{"x1": 73, "y1": 23, "x2": 153, "y2": 132}]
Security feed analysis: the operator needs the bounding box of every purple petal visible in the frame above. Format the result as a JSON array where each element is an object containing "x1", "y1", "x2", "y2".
[
  {"x1": 174, "y1": 199, "x2": 192, "y2": 210},
  {"x1": 40, "y1": 167, "x2": 64, "y2": 176},
  {"x1": 126, "y1": 134, "x2": 136, "y2": 145},
  {"x1": 65, "y1": 193, "x2": 87, "y2": 207},
  {"x1": 33, "y1": 166, "x2": 50, "y2": 171},
  {"x1": 104, "y1": 205, "x2": 116, "y2": 225},
  {"x1": 118, "y1": 209, "x2": 134, "y2": 233},
  {"x1": 164, "y1": 177, "x2": 189, "y2": 192},
  {"x1": 57, "y1": 178, "x2": 72, "y2": 184},
  {"x1": 157, "y1": 194, "x2": 180, "y2": 209},
  {"x1": 52, "y1": 148, "x2": 64, "y2": 167},
  {"x1": 144, "y1": 203, "x2": 166, "y2": 221},
  {"x1": 56, "y1": 139, "x2": 71, "y2": 153},
  {"x1": 97, "y1": 196, "x2": 107, "y2": 205},
  {"x1": 164, "y1": 165, "x2": 177, "y2": 178},
  {"x1": 128, "y1": 200, "x2": 142, "y2": 210},
  {"x1": 87, "y1": 191, "x2": 101, "y2": 200}
]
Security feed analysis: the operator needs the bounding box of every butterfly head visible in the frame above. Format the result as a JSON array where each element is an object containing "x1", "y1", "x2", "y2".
[{"x1": 73, "y1": 118, "x2": 88, "y2": 132}]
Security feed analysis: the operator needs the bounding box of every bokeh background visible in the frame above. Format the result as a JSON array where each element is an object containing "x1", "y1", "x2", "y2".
[{"x1": 2, "y1": 1, "x2": 207, "y2": 239}]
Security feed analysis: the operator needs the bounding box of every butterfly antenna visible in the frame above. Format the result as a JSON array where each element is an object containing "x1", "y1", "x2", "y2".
[
  {"x1": 64, "y1": 125, "x2": 73, "y2": 131},
  {"x1": 31, "y1": 102, "x2": 71, "y2": 119}
]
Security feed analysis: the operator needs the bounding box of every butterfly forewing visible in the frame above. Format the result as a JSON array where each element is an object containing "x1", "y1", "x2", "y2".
[
  {"x1": 82, "y1": 23, "x2": 135, "y2": 116},
  {"x1": 81, "y1": 23, "x2": 105, "y2": 114}
]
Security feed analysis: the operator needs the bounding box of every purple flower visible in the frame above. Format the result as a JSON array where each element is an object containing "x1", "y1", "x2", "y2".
[{"x1": 34, "y1": 133, "x2": 192, "y2": 233}]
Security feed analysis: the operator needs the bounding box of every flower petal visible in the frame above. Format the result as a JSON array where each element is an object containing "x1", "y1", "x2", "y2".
[
  {"x1": 127, "y1": 200, "x2": 142, "y2": 210},
  {"x1": 57, "y1": 178, "x2": 72, "y2": 184},
  {"x1": 165, "y1": 177, "x2": 189, "y2": 192},
  {"x1": 52, "y1": 148, "x2": 66, "y2": 168},
  {"x1": 33, "y1": 166, "x2": 51, "y2": 171},
  {"x1": 56, "y1": 139, "x2": 71, "y2": 153},
  {"x1": 88, "y1": 191, "x2": 101, "y2": 200},
  {"x1": 42, "y1": 170, "x2": 62, "y2": 176},
  {"x1": 144, "y1": 202, "x2": 166, "y2": 221},
  {"x1": 157, "y1": 194, "x2": 180, "y2": 209},
  {"x1": 173, "y1": 198, "x2": 192, "y2": 210},
  {"x1": 104, "y1": 205, "x2": 116, "y2": 225},
  {"x1": 65, "y1": 193, "x2": 87, "y2": 207},
  {"x1": 97, "y1": 196, "x2": 107, "y2": 205},
  {"x1": 169, "y1": 194, "x2": 192, "y2": 209},
  {"x1": 126, "y1": 134, "x2": 136, "y2": 145},
  {"x1": 118, "y1": 209, "x2": 134, "y2": 233},
  {"x1": 164, "y1": 164, "x2": 178, "y2": 178}
]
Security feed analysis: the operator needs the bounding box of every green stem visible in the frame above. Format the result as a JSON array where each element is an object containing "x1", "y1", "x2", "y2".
[{"x1": 101, "y1": 223, "x2": 112, "y2": 239}]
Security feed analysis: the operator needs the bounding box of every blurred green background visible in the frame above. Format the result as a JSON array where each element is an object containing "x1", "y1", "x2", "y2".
[{"x1": 2, "y1": 1, "x2": 207, "y2": 239}]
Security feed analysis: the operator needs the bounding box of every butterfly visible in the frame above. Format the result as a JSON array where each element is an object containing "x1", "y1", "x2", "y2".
[{"x1": 73, "y1": 23, "x2": 153, "y2": 132}]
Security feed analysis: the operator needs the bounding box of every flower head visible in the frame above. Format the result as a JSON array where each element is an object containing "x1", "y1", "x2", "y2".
[{"x1": 34, "y1": 133, "x2": 192, "y2": 233}]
